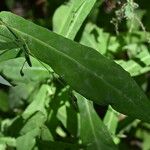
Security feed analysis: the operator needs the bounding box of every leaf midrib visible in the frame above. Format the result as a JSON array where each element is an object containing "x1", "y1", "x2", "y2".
[{"x1": 85, "y1": 100, "x2": 100, "y2": 149}]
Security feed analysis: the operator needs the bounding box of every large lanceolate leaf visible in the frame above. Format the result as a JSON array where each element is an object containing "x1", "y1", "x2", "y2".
[
  {"x1": 76, "y1": 93, "x2": 118, "y2": 150},
  {"x1": 53, "y1": 0, "x2": 98, "y2": 39},
  {"x1": 0, "y1": 12, "x2": 150, "y2": 123}
]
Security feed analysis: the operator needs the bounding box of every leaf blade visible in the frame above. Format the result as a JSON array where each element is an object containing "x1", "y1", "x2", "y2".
[
  {"x1": 53, "y1": 0, "x2": 98, "y2": 39},
  {"x1": 1, "y1": 12, "x2": 150, "y2": 123},
  {"x1": 76, "y1": 93, "x2": 118, "y2": 150}
]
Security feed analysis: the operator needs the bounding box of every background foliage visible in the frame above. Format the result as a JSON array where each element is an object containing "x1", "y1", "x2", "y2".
[{"x1": 0, "y1": 0, "x2": 150, "y2": 149}]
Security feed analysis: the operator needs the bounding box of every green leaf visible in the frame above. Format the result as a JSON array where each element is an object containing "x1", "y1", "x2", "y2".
[
  {"x1": 1, "y1": 12, "x2": 150, "y2": 123},
  {"x1": 80, "y1": 23, "x2": 110, "y2": 55},
  {"x1": 126, "y1": 10, "x2": 146, "y2": 31},
  {"x1": 22, "y1": 84, "x2": 52, "y2": 119},
  {"x1": 0, "y1": 48, "x2": 20, "y2": 63},
  {"x1": 16, "y1": 128, "x2": 40, "y2": 150},
  {"x1": 136, "y1": 123, "x2": 150, "y2": 150},
  {"x1": 116, "y1": 45, "x2": 150, "y2": 76},
  {"x1": 103, "y1": 106, "x2": 119, "y2": 136},
  {"x1": 116, "y1": 117, "x2": 138, "y2": 134},
  {"x1": 53, "y1": 0, "x2": 97, "y2": 39},
  {"x1": 0, "y1": 90, "x2": 9, "y2": 112},
  {"x1": 0, "y1": 57, "x2": 51, "y2": 84},
  {"x1": 0, "y1": 76, "x2": 11, "y2": 86},
  {"x1": 0, "y1": 41, "x2": 16, "y2": 50},
  {"x1": 76, "y1": 93, "x2": 118, "y2": 150},
  {"x1": 8, "y1": 82, "x2": 36, "y2": 109},
  {"x1": 37, "y1": 140, "x2": 81, "y2": 150},
  {"x1": 0, "y1": 144, "x2": 6, "y2": 150},
  {"x1": 56, "y1": 87, "x2": 78, "y2": 136},
  {"x1": 20, "y1": 112, "x2": 46, "y2": 135},
  {"x1": 40, "y1": 125, "x2": 54, "y2": 141},
  {"x1": 0, "y1": 137, "x2": 16, "y2": 147}
]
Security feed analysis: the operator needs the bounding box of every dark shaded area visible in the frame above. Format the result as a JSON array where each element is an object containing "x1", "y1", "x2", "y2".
[
  {"x1": 37, "y1": 140, "x2": 84, "y2": 150},
  {"x1": 0, "y1": 0, "x2": 67, "y2": 29},
  {"x1": 135, "y1": 0, "x2": 150, "y2": 31},
  {"x1": 94, "y1": 104, "x2": 108, "y2": 119}
]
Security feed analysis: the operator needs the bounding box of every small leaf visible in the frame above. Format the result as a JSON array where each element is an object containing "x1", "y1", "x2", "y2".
[
  {"x1": 40, "y1": 125, "x2": 54, "y2": 141},
  {"x1": 103, "y1": 106, "x2": 119, "y2": 135},
  {"x1": 53, "y1": 0, "x2": 97, "y2": 39},
  {"x1": 80, "y1": 23, "x2": 110, "y2": 55},
  {"x1": 76, "y1": 93, "x2": 118, "y2": 150},
  {"x1": 16, "y1": 128, "x2": 40, "y2": 150},
  {"x1": 116, "y1": 45, "x2": 150, "y2": 76},
  {"x1": 0, "y1": 137, "x2": 16, "y2": 147},
  {"x1": 22, "y1": 84, "x2": 51, "y2": 119},
  {"x1": 20, "y1": 112, "x2": 46, "y2": 135}
]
